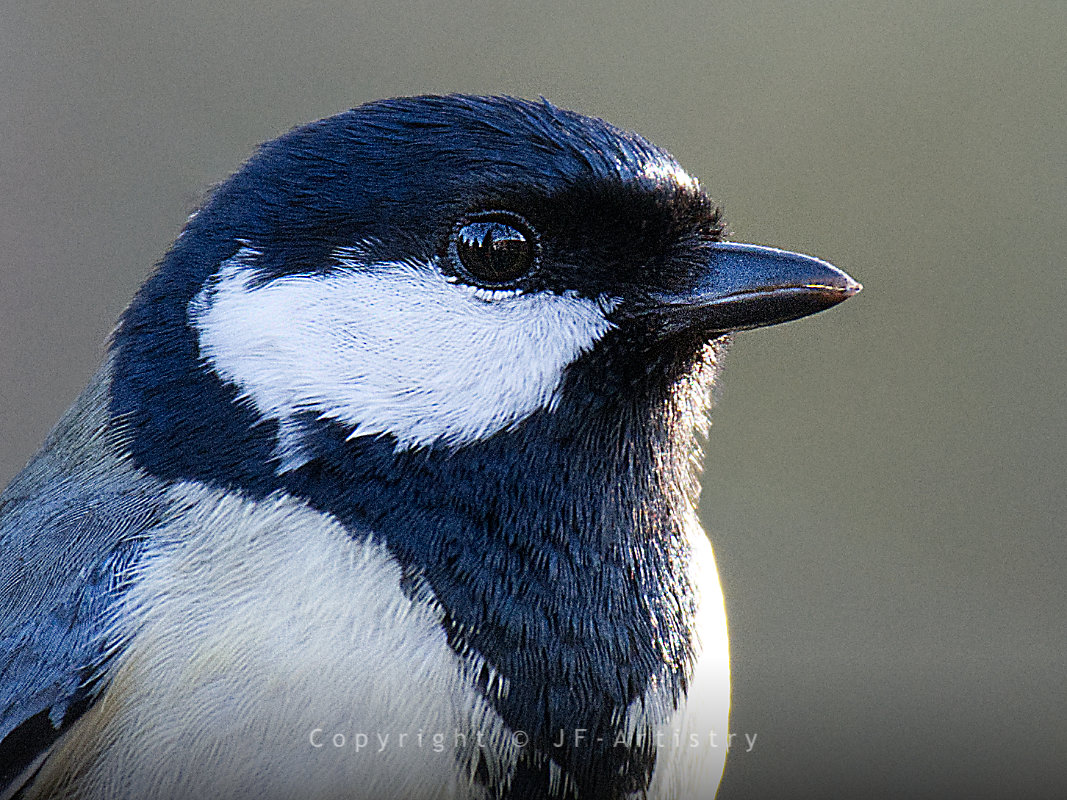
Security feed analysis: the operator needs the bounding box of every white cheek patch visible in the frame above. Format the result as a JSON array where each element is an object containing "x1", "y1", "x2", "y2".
[{"x1": 189, "y1": 246, "x2": 617, "y2": 456}]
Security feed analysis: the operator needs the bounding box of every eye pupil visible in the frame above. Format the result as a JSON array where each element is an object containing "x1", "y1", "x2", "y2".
[{"x1": 454, "y1": 218, "x2": 536, "y2": 286}]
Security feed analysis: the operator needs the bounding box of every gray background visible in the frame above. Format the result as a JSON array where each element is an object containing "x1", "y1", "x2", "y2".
[{"x1": 1, "y1": 2, "x2": 1063, "y2": 797}]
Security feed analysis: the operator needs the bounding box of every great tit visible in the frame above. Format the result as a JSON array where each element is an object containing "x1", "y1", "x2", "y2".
[{"x1": 0, "y1": 94, "x2": 859, "y2": 800}]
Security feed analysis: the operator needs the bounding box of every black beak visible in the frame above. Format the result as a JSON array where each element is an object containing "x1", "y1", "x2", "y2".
[{"x1": 649, "y1": 242, "x2": 861, "y2": 335}]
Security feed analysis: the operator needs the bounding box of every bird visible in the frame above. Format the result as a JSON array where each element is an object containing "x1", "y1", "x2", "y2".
[{"x1": 0, "y1": 94, "x2": 859, "y2": 800}]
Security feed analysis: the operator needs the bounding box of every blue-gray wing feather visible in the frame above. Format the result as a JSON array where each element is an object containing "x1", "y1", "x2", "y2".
[{"x1": 0, "y1": 362, "x2": 166, "y2": 781}]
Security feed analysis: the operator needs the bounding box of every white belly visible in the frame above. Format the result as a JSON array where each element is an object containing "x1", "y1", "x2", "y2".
[{"x1": 27, "y1": 483, "x2": 512, "y2": 800}]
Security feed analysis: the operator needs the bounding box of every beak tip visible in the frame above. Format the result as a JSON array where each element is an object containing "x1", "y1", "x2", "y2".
[
  {"x1": 801, "y1": 270, "x2": 861, "y2": 305},
  {"x1": 811, "y1": 263, "x2": 861, "y2": 302}
]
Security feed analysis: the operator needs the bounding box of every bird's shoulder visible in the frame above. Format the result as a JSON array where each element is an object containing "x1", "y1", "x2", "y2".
[
  {"x1": 0, "y1": 359, "x2": 166, "y2": 789},
  {"x1": 16, "y1": 480, "x2": 504, "y2": 799}
]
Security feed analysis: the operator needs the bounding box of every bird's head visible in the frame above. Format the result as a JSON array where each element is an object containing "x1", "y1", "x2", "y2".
[
  {"x1": 112, "y1": 94, "x2": 858, "y2": 480},
  {"x1": 104, "y1": 95, "x2": 860, "y2": 796}
]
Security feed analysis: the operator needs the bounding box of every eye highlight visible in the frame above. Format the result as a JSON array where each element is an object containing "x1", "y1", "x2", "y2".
[{"x1": 450, "y1": 213, "x2": 539, "y2": 289}]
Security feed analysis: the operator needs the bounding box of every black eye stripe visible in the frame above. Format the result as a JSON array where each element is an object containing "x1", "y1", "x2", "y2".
[{"x1": 449, "y1": 212, "x2": 540, "y2": 289}]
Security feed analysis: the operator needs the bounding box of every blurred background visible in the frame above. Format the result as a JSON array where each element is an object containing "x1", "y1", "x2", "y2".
[{"x1": 1, "y1": 2, "x2": 1063, "y2": 797}]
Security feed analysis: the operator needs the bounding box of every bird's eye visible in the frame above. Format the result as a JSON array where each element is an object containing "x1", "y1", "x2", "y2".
[{"x1": 450, "y1": 215, "x2": 538, "y2": 288}]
